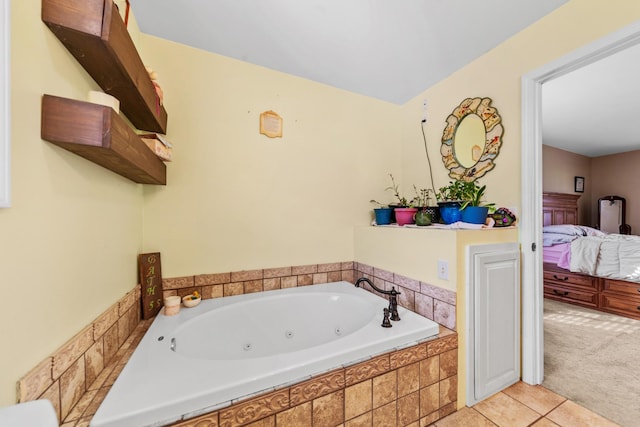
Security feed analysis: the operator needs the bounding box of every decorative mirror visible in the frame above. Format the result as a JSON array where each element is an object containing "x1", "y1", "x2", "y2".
[
  {"x1": 441, "y1": 97, "x2": 503, "y2": 181},
  {"x1": 598, "y1": 195, "x2": 630, "y2": 234}
]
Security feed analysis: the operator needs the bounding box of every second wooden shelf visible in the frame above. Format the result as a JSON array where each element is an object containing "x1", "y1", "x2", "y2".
[{"x1": 41, "y1": 95, "x2": 166, "y2": 185}]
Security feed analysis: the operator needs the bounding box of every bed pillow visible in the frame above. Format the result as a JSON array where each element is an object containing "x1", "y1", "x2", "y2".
[
  {"x1": 542, "y1": 224, "x2": 606, "y2": 237},
  {"x1": 542, "y1": 232, "x2": 578, "y2": 247}
]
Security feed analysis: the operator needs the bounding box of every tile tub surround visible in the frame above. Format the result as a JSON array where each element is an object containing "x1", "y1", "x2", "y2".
[
  {"x1": 17, "y1": 285, "x2": 143, "y2": 425},
  {"x1": 354, "y1": 263, "x2": 457, "y2": 330},
  {"x1": 17, "y1": 260, "x2": 458, "y2": 425},
  {"x1": 168, "y1": 329, "x2": 458, "y2": 427}
]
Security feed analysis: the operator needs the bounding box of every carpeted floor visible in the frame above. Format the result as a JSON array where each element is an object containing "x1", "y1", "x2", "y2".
[{"x1": 543, "y1": 299, "x2": 640, "y2": 427}]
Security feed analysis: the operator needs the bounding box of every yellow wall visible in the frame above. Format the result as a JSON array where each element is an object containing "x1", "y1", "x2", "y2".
[
  {"x1": 2, "y1": 0, "x2": 640, "y2": 410},
  {"x1": 0, "y1": 1, "x2": 145, "y2": 405},
  {"x1": 138, "y1": 36, "x2": 403, "y2": 276}
]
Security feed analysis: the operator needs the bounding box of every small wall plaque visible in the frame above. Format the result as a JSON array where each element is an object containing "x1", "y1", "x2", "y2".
[
  {"x1": 138, "y1": 252, "x2": 163, "y2": 319},
  {"x1": 260, "y1": 111, "x2": 283, "y2": 138}
]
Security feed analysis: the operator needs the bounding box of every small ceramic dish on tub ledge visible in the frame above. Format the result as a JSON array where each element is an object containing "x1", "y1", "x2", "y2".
[{"x1": 182, "y1": 291, "x2": 201, "y2": 308}]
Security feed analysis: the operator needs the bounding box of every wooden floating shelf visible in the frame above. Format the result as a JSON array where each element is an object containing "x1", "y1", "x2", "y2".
[
  {"x1": 42, "y1": 0, "x2": 168, "y2": 134},
  {"x1": 41, "y1": 95, "x2": 166, "y2": 185}
]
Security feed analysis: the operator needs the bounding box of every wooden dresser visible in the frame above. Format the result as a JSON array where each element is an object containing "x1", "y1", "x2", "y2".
[{"x1": 544, "y1": 262, "x2": 640, "y2": 320}]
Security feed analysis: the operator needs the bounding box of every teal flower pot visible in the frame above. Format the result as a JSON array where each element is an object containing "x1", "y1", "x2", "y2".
[{"x1": 373, "y1": 208, "x2": 393, "y2": 225}]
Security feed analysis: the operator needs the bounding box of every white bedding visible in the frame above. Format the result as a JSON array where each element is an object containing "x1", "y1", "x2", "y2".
[{"x1": 570, "y1": 234, "x2": 640, "y2": 283}]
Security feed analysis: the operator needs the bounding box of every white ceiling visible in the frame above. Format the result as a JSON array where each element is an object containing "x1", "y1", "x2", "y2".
[
  {"x1": 130, "y1": 0, "x2": 567, "y2": 104},
  {"x1": 128, "y1": 0, "x2": 639, "y2": 157},
  {"x1": 542, "y1": 42, "x2": 640, "y2": 158}
]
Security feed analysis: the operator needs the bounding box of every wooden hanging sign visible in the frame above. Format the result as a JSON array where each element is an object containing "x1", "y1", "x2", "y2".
[
  {"x1": 260, "y1": 111, "x2": 283, "y2": 138},
  {"x1": 138, "y1": 252, "x2": 163, "y2": 319}
]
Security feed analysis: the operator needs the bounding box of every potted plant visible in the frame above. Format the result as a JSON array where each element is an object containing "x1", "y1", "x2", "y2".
[
  {"x1": 412, "y1": 186, "x2": 435, "y2": 226},
  {"x1": 460, "y1": 181, "x2": 495, "y2": 224},
  {"x1": 436, "y1": 180, "x2": 467, "y2": 224},
  {"x1": 385, "y1": 174, "x2": 418, "y2": 226},
  {"x1": 369, "y1": 200, "x2": 394, "y2": 225}
]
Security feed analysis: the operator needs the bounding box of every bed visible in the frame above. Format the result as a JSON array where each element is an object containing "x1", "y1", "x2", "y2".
[{"x1": 542, "y1": 192, "x2": 640, "y2": 320}]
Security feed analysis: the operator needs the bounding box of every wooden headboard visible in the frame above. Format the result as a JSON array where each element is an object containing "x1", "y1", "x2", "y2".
[{"x1": 542, "y1": 192, "x2": 580, "y2": 226}]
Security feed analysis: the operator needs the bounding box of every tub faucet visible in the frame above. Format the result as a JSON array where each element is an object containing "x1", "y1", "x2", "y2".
[{"x1": 355, "y1": 277, "x2": 401, "y2": 321}]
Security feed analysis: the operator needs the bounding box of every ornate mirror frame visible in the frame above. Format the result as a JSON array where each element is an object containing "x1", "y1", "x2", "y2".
[{"x1": 440, "y1": 97, "x2": 503, "y2": 181}]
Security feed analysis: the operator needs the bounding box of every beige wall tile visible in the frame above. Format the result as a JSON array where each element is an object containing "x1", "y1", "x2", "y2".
[
  {"x1": 263, "y1": 278, "x2": 281, "y2": 291},
  {"x1": 63, "y1": 388, "x2": 97, "y2": 423},
  {"x1": 312, "y1": 390, "x2": 344, "y2": 427},
  {"x1": 341, "y1": 269, "x2": 355, "y2": 283},
  {"x1": 345, "y1": 380, "x2": 372, "y2": 420},
  {"x1": 327, "y1": 271, "x2": 342, "y2": 282},
  {"x1": 223, "y1": 282, "x2": 244, "y2": 296},
  {"x1": 264, "y1": 266, "x2": 292, "y2": 279},
  {"x1": 163, "y1": 276, "x2": 195, "y2": 290},
  {"x1": 414, "y1": 293, "x2": 434, "y2": 320},
  {"x1": 396, "y1": 287, "x2": 415, "y2": 311},
  {"x1": 245, "y1": 415, "x2": 275, "y2": 427},
  {"x1": 313, "y1": 272, "x2": 328, "y2": 284},
  {"x1": 345, "y1": 411, "x2": 372, "y2": 427},
  {"x1": 52, "y1": 325, "x2": 94, "y2": 380},
  {"x1": 373, "y1": 401, "x2": 396, "y2": 427},
  {"x1": 439, "y1": 349, "x2": 457, "y2": 380},
  {"x1": 244, "y1": 280, "x2": 264, "y2": 294},
  {"x1": 419, "y1": 282, "x2": 456, "y2": 305},
  {"x1": 118, "y1": 288, "x2": 138, "y2": 316},
  {"x1": 297, "y1": 274, "x2": 313, "y2": 286},
  {"x1": 290, "y1": 370, "x2": 345, "y2": 406},
  {"x1": 219, "y1": 389, "x2": 288, "y2": 426},
  {"x1": 60, "y1": 357, "x2": 86, "y2": 420},
  {"x1": 397, "y1": 391, "x2": 420, "y2": 426},
  {"x1": 93, "y1": 304, "x2": 119, "y2": 339},
  {"x1": 390, "y1": 344, "x2": 427, "y2": 369},
  {"x1": 281, "y1": 276, "x2": 298, "y2": 288},
  {"x1": 172, "y1": 412, "x2": 219, "y2": 426},
  {"x1": 427, "y1": 335, "x2": 457, "y2": 357},
  {"x1": 276, "y1": 401, "x2": 311, "y2": 426},
  {"x1": 372, "y1": 371, "x2": 397, "y2": 409},
  {"x1": 84, "y1": 340, "x2": 104, "y2": 388},
  {"x1": 231, "y1": 269, "x2": 264, "y2": 282},
  {"x1": 345, "y1": 355, "x2": 390, "y2": 386},
  {"x1": 202, "y1": 284, "x2": 224, "y2": 299},
  {"x1": 18, "y1": 357, "x2": 53, "y2": 402},
  {"x1": 84, "y1": 386, "x2": 110, "y2": 418},
  {"x1": 419, "y1": 356, "x2": 439, "y2": 388},
  {"x1": 433, "y1": 301, "x2": 456, "y2": 330},
  {"x1": 318, "y1": 262, "x2": 342, "y2": 273},
  {"x1": 292, "y1": 264, "x2": 318, "y2": 275},
  {"x1": 393, "y1": 274, "x2": 420, "y2": 292},
  {"x1": 102, "y1": 324, "x2": 119, "y2": 366},
  {"x1": 397, "y1": 362, "x2": 420, "y2": 397},
  {"x1": 419, "y1": 383, "x2": 439, "y2": 418},
  {"x1": 40, "y1": 381, "x2": 61, "y2": 424},
  {"x1": 341, "y1": 261, "x2": 355, "y2": 270},
  {"x1": 439, "y1": 375, "x2": 457, "y2": 407},
  {"x1": 195, "y1": 273, "x2": 230, "y2": 286}
]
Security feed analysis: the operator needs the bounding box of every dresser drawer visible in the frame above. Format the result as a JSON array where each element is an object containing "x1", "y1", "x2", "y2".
[
  {"x1": 544, "y1": 283, "x2": 598, "y2": 308},
  {"x1": 600, "y1": 293, "x2": 640, "y2": 320},
  {"x1": 602, "y1": 279, "x2": 640, "y2": 297},
  {"x1": 543, "y1": 269, "x2": 597, "y2": 290}
]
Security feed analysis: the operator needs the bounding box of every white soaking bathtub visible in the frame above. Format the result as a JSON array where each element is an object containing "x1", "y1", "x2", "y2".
[{"x1": 90, "y1": 281, "x2": 440, "y2": 427}]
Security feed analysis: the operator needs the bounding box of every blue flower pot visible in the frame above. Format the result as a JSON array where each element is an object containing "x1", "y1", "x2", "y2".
[
  {"x1": 373, "y1": 208, "x2": 393, "y2": 225},
  {"x1": 461, "y1": 206, "x2": 489, "y2": 224},
  {"x1": 438, "y1": 202, "x2": 462, "y2": 224}
]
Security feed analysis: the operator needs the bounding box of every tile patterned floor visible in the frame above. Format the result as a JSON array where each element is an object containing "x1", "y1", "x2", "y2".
[{"x1": 433, "y1": 381, "x2": 620, "y2": 427}]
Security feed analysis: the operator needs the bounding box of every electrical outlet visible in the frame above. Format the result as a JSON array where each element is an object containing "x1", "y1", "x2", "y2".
[
  {"x1": 437, "y1": 260, "x2": 449, "y2": 280},
  {"x1": 422, "y1": 99, "x2": 428, "y2": 122}
]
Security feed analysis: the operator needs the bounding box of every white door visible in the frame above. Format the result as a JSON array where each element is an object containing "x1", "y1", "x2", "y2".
[{"x1": 467, "y1": 243, "x2": 520, "y2": 405}]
